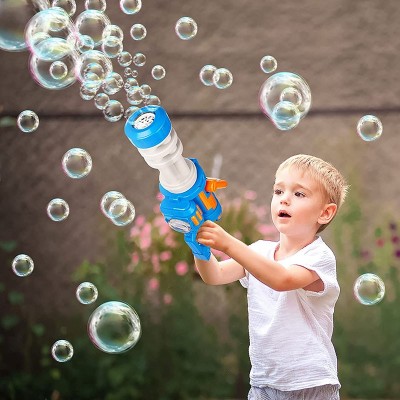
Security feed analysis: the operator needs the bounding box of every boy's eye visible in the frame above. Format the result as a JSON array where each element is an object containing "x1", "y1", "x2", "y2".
[
  {"x1": 274, "y1": 189, "x2": 283, "y2": 195},
  {"x1": 295, "y1": 191, "x2": 305, "y2": 197}
]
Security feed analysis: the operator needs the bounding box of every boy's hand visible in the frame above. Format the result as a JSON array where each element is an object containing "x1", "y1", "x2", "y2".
[{"x1": 196, "y1": 220, "x2": 234, "y2": 254}]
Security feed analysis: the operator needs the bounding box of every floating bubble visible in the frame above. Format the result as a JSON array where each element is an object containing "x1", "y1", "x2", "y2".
[
  {"x1": 47, "y1": 198, "x2": 69, "y2": 221},
  {"x1": 139, "y1": 83, "x2": 151, "y2": 98},
  {"x1": 126, "y1": 86, "x2": 143, "y2": 105},
  {"x1": 94, "y1": 92, "x2": 109, "y2": 109},
  {"x1": 80, "y1": 84, "x2": 97, "y2": 100},
  {"x1": 49, "y1": 61, "x2": 68, "y2": 80},
  {"x1": 102, "y1": 24, "x2": 124, "y2": 42},
  {"x1": 272, "y1": 101, "x2": 301, "y2": 131},
  {"x1": 85, "y1": 0, "x2": 106, "y2": 12},
  {"x1": 119, "y1": 0, "x2": 142, "y2": 14},
  {"x1": 52, "y1": 0, "x2": 77, "y2": 17},
  {"x1": 199, "y1": 65, "x2": 216, "y2": 86},
  {"x1": 75, "y1": 50, "x2": 113, "y2": 84},
  {"x1": 102, "y1": 72, "x2": 124, "y2": 95},
  {"x1": 51, "y1": 340, "x2": 73, "y2": 362},
  {"x1": 76, "y1": 282, "x2": 98, "y2": 304},
  {"x1": 124, "y1": 77, "x2": 138, "y2": 91},
  {"x1": 0, "y1": 0, "x2": 49, "y2": 52},
  {"x1": 101, "y1": 36, "x2": 123, "y2": 58},
  {"x1": 124, "y1": 106, "x2": 139, "y2": 119},
  {"x1": 12, "y1": 254, "x2": 34, "y2": 277},
  {"x1": 62, "y1": 148, "x2": 92, "y2": 179},
  {"x1": 212, "y1": 68, "x2": 233, "y2": 89},
  {"x1": 109, "y1": 198, "x2": 135, "y2": 226},
  {"x1": 118, "y1": 51, "x2": 132, "y2": 67},
  {"x1": 279, "y1": 87, "x2": 302, "y2": 107},
  {"x1": 259, "y1": 72, "x2": 312, "y2": 131},
  {"x1": 357, "y1": 115, "x2": 383, "y2": 142},
  {"x1": 145, "y1": 94, "x2": 160, "y2": 106},
  {"x1": 133, "y1": 52, "x2": 146, "y2": 66},
  {"x1": 103, "y1": 100, "x2": 124, "y2": 122},
  {"x1": 151, "y1": 65, "x2": 166, "y2": 80},
  {"x1": 130, "y1": 24, "x2": 146, "y2": 41},
  {"x1": 74, "y1": 34, "x2": 95, "y2": 52},
  {"x1": 100, "y1": 191, "x2": 125, "y2": 218},
  {"x1": 75, "y1": 10, "x2": 111, "y2": 47},
  {"x1": 260, "y1": 55, "x2": 277, "y2": 74},
  {"x1": 353, "y1": 273, "x2": 385, "y2": 305},
  {"x1": 88, "y1": 301, "x2": 141, "y2": 353},
  {"x1": 175, "y1": 17, "x2": 197, "y2": 40},
  {"x1": 17, "y1": 110, "x2": 39, "y2": 133}
]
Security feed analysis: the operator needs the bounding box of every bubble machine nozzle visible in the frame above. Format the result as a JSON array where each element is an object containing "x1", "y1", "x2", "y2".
[{"x1": 124, "y1": 105, "x2": 227, "y2": 260}]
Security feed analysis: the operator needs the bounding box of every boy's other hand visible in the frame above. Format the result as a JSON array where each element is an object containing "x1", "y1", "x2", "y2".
[{"x1": 196, "y1": 220, "x2": 234, "y2": 253}]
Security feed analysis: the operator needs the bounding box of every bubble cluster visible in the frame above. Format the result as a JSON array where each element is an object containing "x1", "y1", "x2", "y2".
[
  {"x1": 100, "y1": 191, "x2": 136, "y2": 226},
  {"x1": 51, "y1": 340, "x2": 74, "y2": 362},
  {"x1": 354, "y1": 273, "x2": 385, "y2": 306},
  {"x1": 12, "y1": 254, "x2": 34, "y2": 277},
  {"x1": 357, "y1": 115, "x2": 383, "y2": 142},
  {"x1": 259, "y1": 72, "x2": 312, "y2": 131},
  {"x1": 62, "y1": 148, "x2": 92, "y2": 179},
  {"x1": 88, "y1": 301, "x2": 141, "y2": 353},
  {"x1": 17, "y1": 110, "x2": 39, "y2": 133},
  {"x1": 76, "y1": 282, "x2": 98, "y2": 304},
  {"x1": 175, "y1": 17, "x2": 198, "y2": 40},
  {"x1": 47, "y1": 198, "x2": 70, "y2": 221}
]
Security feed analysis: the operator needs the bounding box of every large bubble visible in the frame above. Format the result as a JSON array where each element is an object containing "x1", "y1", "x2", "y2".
[
  {"x1": 62, "y1": 148, "x2": 92, "y2": 178},
  {"x1": 0, "y1": 0, "x2": 49, "y2": 52},
  {"x1": 75, "y1": 9, "x2": 110, "y2": 47},
  {"x1": 175, "y1": 17, "x2": 197, "y2": 40},
  {"x1": 88, "y1": 301, "x2": 141, "y2": 353},
  {"x1": 259, "y1": 72, "x2": 312, "y2": 131},
  {"x1": 75, "y1": 49, "x2": 113, "y2": 85}
]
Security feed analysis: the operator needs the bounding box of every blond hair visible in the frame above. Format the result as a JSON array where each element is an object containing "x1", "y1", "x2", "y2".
[{"x1": 276, "y1": 154, "x2": 349, "y2": 233}]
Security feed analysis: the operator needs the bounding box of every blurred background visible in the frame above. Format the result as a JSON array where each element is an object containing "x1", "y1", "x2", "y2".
[{"x1": 1, "y1": 0, "x2": 400, "y2": 399}]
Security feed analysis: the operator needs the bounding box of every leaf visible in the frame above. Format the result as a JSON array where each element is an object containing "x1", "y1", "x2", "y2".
[
  {"x1": 8, "y1": 290, "x2": 24, "y2": 305},
  {"x1": 1, "y1": 314, "x2": 20, "y2": 329},
  {"x1": 32, "y1": 323, "x2": 45, "y2": 336}
]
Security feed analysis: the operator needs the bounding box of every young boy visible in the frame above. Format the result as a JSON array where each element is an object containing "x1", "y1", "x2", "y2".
[{"x1": 195, "y1": 154, "x2": 349, "y2": 400}]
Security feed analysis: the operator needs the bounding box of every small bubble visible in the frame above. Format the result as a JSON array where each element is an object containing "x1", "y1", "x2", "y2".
[
  {"x1": 133, "y1": 52, "x2": 146, "y2": 67},
  {"x1": 139, "y1": 83, "x2": 151, "y2": 98},
  {"x1": 51, "y1": 340, "x2": 74, "y2": 362},
  {"x1": 124, "y1": 77, "x2": 139, "y2": 91},
  {"x1": 151, "y1": 65, "x2": 166, "y2": 80},
  {"x1": 102, "y1": 72, "x2": 124, "y2": 95},
  {"x1": 12, "y1": 254, "x2": 34, "y2": 277},
  {"x1": 52, "y1": 0, "x2": 77, "y2": 17},
  {"x1": 94, "y1": 92, "x2": 110, "y2": 109},
  {"x1": 124, "y1": 106, "x2": 140, "y2": 119},
  {"x1": 101, "y1": 36, "x2": 123, "y2": 58},
  {"x1": 354, "y1": 273, "x2": 385, "y2": 305},
  {"x1": 130, "y1": 24, "x2": 147, "y2": 40},
  {"x1": 175, "y1": 17, "x2": 197, "y2": 40},
  {"x1": 118, "y1": 51, "x2": 132, "y2": 67},
  {"x1": 85, "y1": 0, "x2": 107, "y2": 12},
  {"x1": 49, "y1": 61, "x2": 68, "y2": 80},
  {"x1": 260, "y1": 55, "x2": 277, "y2": 74},
  {"x1": 80, "y1": 84, "x2": 97, "y2": 100},
  {"x1": 357, "y1": 115, "x2": 383, "y2": 142},
  {"x1": 17, "y1": 110, "x2": 39, "y2": 133},
  {"x1": 199, "y1": 65, "x2": 216, "y2": 86},
  {"x1": 145, "y1": 94, "x2": 161, "y2": 106},
  {"x1": 279, "y1": 87, "x2": 302, "y2": 107},
  {"x1": 126, "y1": 86, "x2": 143, "y2": 105},
  {"x1": 119, "y1": 0, "x2": 142, "y2": 15},
  {"x1": 109, "y1": 198, "x2": 135, "y2": 226},
  {"x1": 103, "y1": 100, "x2": 124, "y2": 122},
  {"x1": 62, "y1": 148, "x2": 92, "y2": 179},
  {"x1": 212, "y1": 68, "x2": 233, "y2": 89},
  {"x1": 47, "y1": 198, "x2": 70, "y2": 222},
  {"x1": 272, "y1": 101, "x2": 301, "y2": 131},
  {"x1": 100, "y1": 191, "x2": 126, "y2": 218},
  {"x1": 76, "y1": 282, "x2": 98, "y2": 304},
  {"x1": 102, "y1": 25, "x2": 124, "y2": 42}
]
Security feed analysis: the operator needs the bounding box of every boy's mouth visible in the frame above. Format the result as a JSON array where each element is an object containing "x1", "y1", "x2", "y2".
[{"x1": 278, "y1": 210, "x2": 291, "y2": 218}]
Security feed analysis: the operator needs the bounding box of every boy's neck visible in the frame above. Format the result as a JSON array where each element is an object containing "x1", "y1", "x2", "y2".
[{"x1": 275, "y1": 233, "x2": 318, "y2": 260}]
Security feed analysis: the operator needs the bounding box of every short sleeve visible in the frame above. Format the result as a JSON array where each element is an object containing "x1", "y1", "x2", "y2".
[{"x1": 239, "y1": 240, "x2": 267, "y2": 289}]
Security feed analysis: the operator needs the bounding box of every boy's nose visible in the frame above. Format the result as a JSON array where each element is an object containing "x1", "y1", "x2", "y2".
[{"x1": 280, "y1": 197, "x2": 290, "y2": 205}]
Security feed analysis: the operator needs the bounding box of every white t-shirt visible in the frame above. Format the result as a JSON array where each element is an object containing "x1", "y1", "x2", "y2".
[{"x1": 239, "y1": 237, "x2": 340, "y2": 391}]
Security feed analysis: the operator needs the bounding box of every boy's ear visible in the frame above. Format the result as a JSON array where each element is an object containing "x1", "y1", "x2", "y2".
[{"x1": 318, "y1": 203, "x2": 337, "y2": 225}]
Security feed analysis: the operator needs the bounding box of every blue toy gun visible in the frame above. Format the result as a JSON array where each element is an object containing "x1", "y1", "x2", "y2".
[{"x1": 124, "y1": 105, "x2": 227, "y2": 260}]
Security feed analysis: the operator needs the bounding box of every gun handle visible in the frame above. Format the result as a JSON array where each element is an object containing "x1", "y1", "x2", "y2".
[{"x1": 184, "y1": 232, "x2": 211, "y2": 260}]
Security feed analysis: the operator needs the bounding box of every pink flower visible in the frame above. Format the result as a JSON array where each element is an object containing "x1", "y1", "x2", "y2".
[
  {"x1": 153, "y1": 204, "x2": 160, "y2": 213},
  {"x1": 233, "y1": 231, "x2": 242, "y2": 239},
  {"x1": 148, "y1": 277, "x2": 160, "y2": 291},
  {"x1": 163, "y1": 293, "x2": 173, "y2": 305},
  {"x1": 165, "y1": 234, "x2": 177, "y2": 248},
  {"x1": 156, "y1": 192, "x2": 164, "y2": 201},
  {"x1": 244, "y1": 190, "x2": 257, "y2": 201},
  {"x1": 160, "y1": 250, "x2": 172, "y2": 261},
  {"x1": 126, "y1": 264, "x2": 135, "y2": 273},
  {"x1": 130, "y1": 226, "x2": 141, "y2": 238},
  {"x1": 140, "y1": 222, "x2": 152, "y2": 249},
  {"x1": 131, "y1": 252, "x2": 140, "y2": 265},
  {"x1": 175, "y1": 261, "x2": 189, "y2": 276},
  {"x1": 135, "y1": 214, "x2": 146, "y2": 227},
  {"x1": 158, "y1": 223, "x2": 170, "y2": 236},
  {"x1": 255, "y1": 206, "x2": 268, "y2": 219},
  {"x1": 153, "y1": 215, "x2": 166, "y2": 227},
  {"x1": 376, "y1": 238, "x2": 385, "y2": 247},
  {"x1": 151, "y1": 254, "x2": 161, "y2": 273}
]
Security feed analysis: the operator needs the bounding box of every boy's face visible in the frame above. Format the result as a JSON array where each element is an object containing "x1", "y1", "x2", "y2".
[{"x1": 271, "y1": 166, "x2": 328, "y2": 237}]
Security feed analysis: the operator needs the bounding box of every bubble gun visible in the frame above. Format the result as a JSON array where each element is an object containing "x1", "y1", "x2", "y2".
[{"x1": 124, "y1": 105, "x2": 227, "y2": 260}]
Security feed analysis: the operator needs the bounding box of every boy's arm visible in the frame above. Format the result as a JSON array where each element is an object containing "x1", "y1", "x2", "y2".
[{"x1": 197, "y1": 221, "x2": 320, "y2": 291}]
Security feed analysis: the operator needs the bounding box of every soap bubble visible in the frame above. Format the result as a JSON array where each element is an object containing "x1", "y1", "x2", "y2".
[
  {"x1": 354, "y1": 273, "x2": 385, "y2": 305},
  {"x1": 124, "y1": 106, "x2": 140, "y2": 119},
  {"x1": 272, "y1": 101, "x2": 301, "y2": 131},
  {"x1": 260, "y1": 55, "x2": 277, "y2": 74},
  {"x1": 85, "y1": 0, "x2": 106, "y2": 12},
  {"x1": 49, "y1": 61, "x2": 68, "y2": 80},
  {"x1": 109, "y1": 198, "x2": 135, "y2": 226},
  {"x1": 102, "y1": 72, "x2": 124, "y2": 95},
  {"x1": 100, "y1": 191, "x2": 125, "y2": 218},
  {"x1": 139, "y1": 83, "x2": 151, "y2": 98},
  {"x1": 151, "y1": 65, "x2": 166, "y2": 80},
  {"x1": 259, "y1": 72, "x2": 312, "y2": 130},
  {"x1": 175, "y1": 17, "x2": 197, "y2": 40},
  {"x1": 103, "y1": 100, "x2": 124, "y2": 122},
  {"x1": 199, "y1": 65, "x2": 216, "y2": 86},
  {"x1": 12, "y1": 254, "x2": 34, "y2": 277},
  {"x1": 279, "y1": 87, "x2": 302, "y2": 107},
  {"x1": 119, "y1": 0, "x2": 142, "y2": 14},
  {"x1": 357, "y1": 115, "x2": 383, "y2": 142},
  {"x1": 133, "y1": 53, "x2": 146, "y2": 67},
  {"x1": 17, "y1": 110, "x2": 39, "y2": 133},
  {"x1": 102, "y1": 25, "x2": 124, "y2": 42},
  {"x1": 76, "y1": 282, "x2": 98, "y2": 304},
  {"x1": 52, "y1": 0, "x2": 76, "y2": 17},
  {"x1": 126, "y1": 86, "x2": 143, "y2": 105},
  {"x1": 51, "y1": 340, "x2": 73, "y2": 362},
  {"x1": 130, "y1": 69, "x2": 139, "y2": 77},
  {"x1": 47, "y1": 198, "x2": 69, "y2": 221},
  {"x1": 75, "y1": 10, "x2": 111, "y2": 47},
  {"x1": 88, "y1": 301, "x2": 141, "y2": 353},
  {"x1": 130, "y1": 24, "x2": 146, "y2": 41},
  {"x1": 0, "y1": 0, "x2": 49, "y2": 52},
  {"x1": 145, "y1": 94, "x2": 160, "y2": 106},
  {"x1": 124, "y1": 77, "x2": 139, "y2": 91},
  {"x1": 75, "y1": 50, "x2": 113, "y2": 84},
  {"x1": 212, "y1": 68, "x2": 233, "y2": 89},
  {"x1": 80, "y1": 84, "x2": 97, "y2": 100},
  {"x1": 118, "y1": 51, "x2": 132, "y2": 67},
  {"x1": 74, "y1": 34, "x2": 94, "y2": 52},
  {"x1": 94, "y1": 92, "x2": 109, "y2": 109},
  {"x1": 62, "y1": 148, "x2": 92, "y2": 179},
  {"x1": 101, "y1": 36, "x2": 123, "y2": 58}
]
